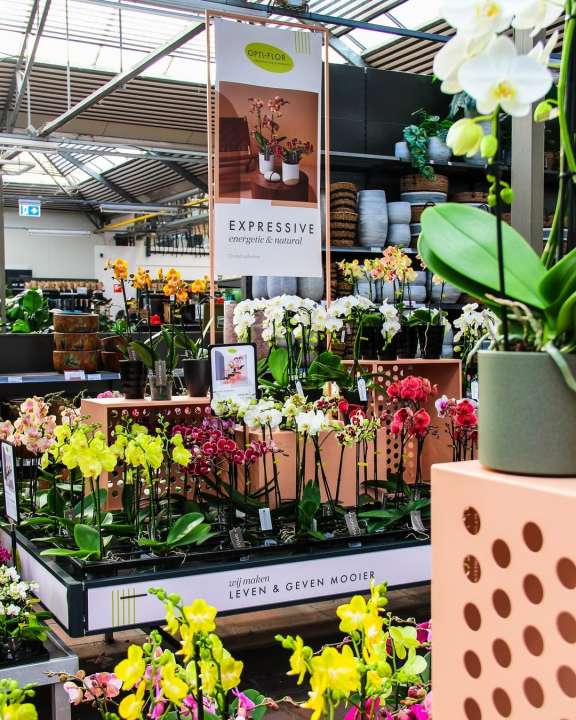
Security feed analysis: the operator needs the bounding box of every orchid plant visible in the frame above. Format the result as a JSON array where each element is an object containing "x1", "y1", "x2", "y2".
[
  {"x1": 421, "y1": 0, "x2": 576, "y2": 380},
  {"x1": 435, "y1": 396, "x2": 479, "y2": 461}
]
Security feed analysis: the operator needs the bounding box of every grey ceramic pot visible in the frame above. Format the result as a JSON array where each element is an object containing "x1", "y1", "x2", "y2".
[
  {"x1": 428, "y1": 136, "x2": 451, "y2": 164},
  {"x1": 252, "y1": 276, "x2": 268, "y2": 299},
  {"x1": 478, "y1": 351, "x2": 576, "y2": 476},
  {"x1": 298, "y1": 277, "x2": 324, "y2": 302},
  {"x1": 267, "y1": 276, "x2": 297, "y2": 297},
  {"x1": 386, "y1": 224, "x2": 411, "y2": 247}
]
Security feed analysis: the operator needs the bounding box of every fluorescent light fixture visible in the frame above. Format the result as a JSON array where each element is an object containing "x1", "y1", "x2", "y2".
[
  {"x1": 99, "y1": 203, "x2": 174, "y2": 214},
  {"x1": 28, "y1": 229, "x2": 93, "y2": 236}
]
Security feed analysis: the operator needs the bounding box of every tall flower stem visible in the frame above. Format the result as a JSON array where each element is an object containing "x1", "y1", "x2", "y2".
[{"x1": 491, "y1": 112, "x2": 509, "y2": 350}]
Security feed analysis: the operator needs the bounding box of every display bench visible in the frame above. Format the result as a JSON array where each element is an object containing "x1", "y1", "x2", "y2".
[
  {"x1": 0, "y1": 628, "x2": 79, "y2": 720},
  {"x1": 432, "y1": 461, "x2": 576, "y2": 719},
  {"x1": 3, "y1": 526, "x2": 430, "y2": 637},
  {"x1": 345, "y1": 359, "x2": 462, "y2": 483}
]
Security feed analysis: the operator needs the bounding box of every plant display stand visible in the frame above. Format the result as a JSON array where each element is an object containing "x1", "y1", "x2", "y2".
[
  {"x1": 2, "y1": 527, "x2": 429, "y2": 637},
  {"x1": 0, "y1": 628, "x2": 78, "y2": 720},
  {"x1": 432, "y1": 461, "x2": 576, "y2": 719},
  {"x1": 80, "y1": 396, "x2": 211, "y2": 504},
  {"x1": 345, "y1": 359, "x2": 462, "y2": 483}
]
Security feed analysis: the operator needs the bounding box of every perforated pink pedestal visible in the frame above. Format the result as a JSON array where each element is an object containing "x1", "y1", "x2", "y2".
[{"x1": 432, "y1": 461, "x2": 576, "y2": 719}]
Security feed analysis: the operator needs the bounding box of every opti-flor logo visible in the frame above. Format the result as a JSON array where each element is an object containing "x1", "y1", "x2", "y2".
[{"x1": 245, "y1": 42, "x2": 294, "y2": 73}]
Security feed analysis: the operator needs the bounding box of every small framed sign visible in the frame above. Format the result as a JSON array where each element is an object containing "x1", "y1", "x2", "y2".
[
  {"x1": 209, "y1": 343, "x2": 258, "y2": 404},
  {"x1": 1, "y1": 442, "x2": 19, "y2": 523}
]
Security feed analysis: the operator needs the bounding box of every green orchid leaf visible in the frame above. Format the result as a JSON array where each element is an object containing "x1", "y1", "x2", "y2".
[
  {"x1": 129, "y1": 340, "x2": 156, "y2": 369},
  {"x1": 268, "y1": 347, "x2": 289, "y2": 386},
  {"x1": 40, "y1": 548, "x2": 92, "y2": 558},
  {"x1": 539, "y1": 247, "x2": 576, "y2": 315},
  {"x1": 172, "y1": 524, "x2": 215, "y2": 548},
  {"x1": 74, "y1": 524, "x2": 101, "y2": 554},
  {"x1": 420, "y1": 204, "x2": 547, "y2": 309},
  {"x1": 556, "y1": 290, "x2": 576, "y2": 337},
  {"x1": 11, "y1": 319, "x2": 31, "y2": 333},
  {"x1": 73, "y1": 489, "x2": 108, "y2": 517},
  {"x1": 166, "y1": 512, "x2": 205, "y2": 546}
]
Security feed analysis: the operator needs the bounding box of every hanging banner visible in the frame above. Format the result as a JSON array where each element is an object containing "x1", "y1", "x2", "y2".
[{"x1": 214, "y1": 18, "x2": 323, "y2": 278}]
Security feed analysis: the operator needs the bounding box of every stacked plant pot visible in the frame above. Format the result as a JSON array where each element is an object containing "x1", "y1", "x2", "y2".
[
  {"x1": 357, "y1": 190, "x2": 387, "y2": 248},
  {"x1": 386, "y1": 201, "x2": 411, "y2": 248},
  {"x1": 330, "y1": 182, "x2": 358, "y2": 247},
  {"x1": 52, "y1": 313, "x2": 100, "y2": 373},
  {"x1": 400, "y1": 174, "x2": 449, "y2": 247}
]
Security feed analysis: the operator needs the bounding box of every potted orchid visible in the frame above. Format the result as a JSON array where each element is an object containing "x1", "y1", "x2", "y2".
[
  {"x1": 280, "y1": 138, "x2": 313, "y2": 186},
  {"x1": 248, "y1": 95, "x2": 288, "y2": 174},
  {"x1": 420, "y1": 0, "x2": 576, "y2": 475}
]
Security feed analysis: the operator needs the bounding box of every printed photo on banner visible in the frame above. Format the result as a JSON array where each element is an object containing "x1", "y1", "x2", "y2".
[
  {"x1": 210, "y1": 343, "x2": 257, "y2": 403},
  {"x1": 1, "y1": 441, "x2": 18, "y2": 523},
  {"x1": 213, "y1": 18, "x2": 323, "y2": 279}
]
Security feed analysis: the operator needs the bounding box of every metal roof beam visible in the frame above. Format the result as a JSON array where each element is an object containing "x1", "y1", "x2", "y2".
[
  {"x1": 160, "y1": 160, "x2": 208, "y2": 192},
  {"x1": 3, "y1": 0, "x2": 53, "y2": 132},
  {"x1": 134, "y1": 0, "x2": 449, "y2": 43},
  {"x1": 328, "y1": 34, "x2": 366, "y2": 66},
  {"x1": 35, "y1": 20, "x2": 205, "y2": 137},
  {"x1": 59, "y1": 151, "x2": 140, "y2": 203}
]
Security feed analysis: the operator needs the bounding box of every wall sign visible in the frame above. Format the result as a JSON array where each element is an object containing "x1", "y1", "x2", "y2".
[
  {"x1": 1, "y1": 442, "x2": 19, "y2": 523},
  {"x1": 214, "y1": 19, "x2": 323, "y2": 278},
  {"x1": 18, "y1": 199, "x2": 41, "y2": 218}
]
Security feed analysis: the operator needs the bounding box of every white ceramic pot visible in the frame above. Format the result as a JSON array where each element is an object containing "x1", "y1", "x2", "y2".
[
  {"x1": 386, "y1": 224, "x2": 411, "y2": 248},
  {"x1": 358, "y1": 191, "x2": 388, "y2": 247},
  {"x1": 441, "y1": 345, "x2": 454, "y2": 358},
  {"x1": 412, "y1": 270, "x2": 427, "y2": 286},
  {"x1": 428, "y1": 136, "x2": 451, "y2": 164},
  {"x1": 282, "y1": 161, "x2": 300, "y2": 186},
  {"x1": 432, "y1": 283, "x2": 461, "y2": 303},
  {"x1": 259, "y1": 153, "x2": 275, "y2": 175},
  {"x1": 405, "y1": 286, "x2": 427, "y2": 303},
  {"x1": 394, "y1": 141, "x2": 411, "y2": 162},
  {"x1": 387, "y1": 202, "x2": 411, "y2": 224}
]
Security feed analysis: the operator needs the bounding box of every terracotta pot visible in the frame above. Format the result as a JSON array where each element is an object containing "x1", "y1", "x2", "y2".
[
  {"x1": 400, "y1": 174, "x2": 449, "y2": 194},
  {"x1": 54, "y1": 333, "x2": 99, "y2": 351},
  {"x1": 452, "y1": 191, "x2": 488, "y2": 203},
  {"x1": 100, "y1": 334, "x2": 126, "y2": 353},
  {"x1": 53, "y1": 313, "x2": 99, "y2": 333},
  {"x1": 53, "y1": 350, "x2": 99, "y2": 373}
]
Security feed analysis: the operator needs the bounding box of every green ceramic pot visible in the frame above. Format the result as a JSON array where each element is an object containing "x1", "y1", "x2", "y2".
[{"x1": 478, "y1": 351, "x2": 576, "y2": 476}]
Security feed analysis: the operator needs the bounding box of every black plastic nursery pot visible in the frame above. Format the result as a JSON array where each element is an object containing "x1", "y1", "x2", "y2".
[
  {"x1": 119, "y1": 359, "x2": 147, "y2": 399},
  {"x1": 478, "y1": 351, "x2": 576, "y2": 476},
  {"x1": 417, "y1": 324, "x2": 445, "y2": 359},
  {"x1": 396, "y1": 326, "x2": 419, "y2": 359},
  {"x1": 0, "y1": 638, "x2": 49, "y2": 669},
  {"x1": 182, "y1": 357, "x2": 211, "y2": 397}
]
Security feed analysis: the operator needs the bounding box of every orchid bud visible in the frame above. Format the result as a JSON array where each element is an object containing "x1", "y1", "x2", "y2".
[
  {"x1": 446, "y1": 118, "x2": 483, "y2": 158},
  {"x1": 534, "y1": 100, "x2": 559, "y2": 123},
  {"x1": 501, "y1": 187, "x2": 515, "y2": 205},
  {"x1": 480, "y1": 134, "x2": 498, "y2": 159}
]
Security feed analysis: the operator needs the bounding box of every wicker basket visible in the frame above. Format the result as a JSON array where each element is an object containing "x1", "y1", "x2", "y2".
[
  {"x1": 331, "y1": 181, "x2": 358, "y2": 194},
  {"x1": 331, "y1": 210, "x2": 358, "y2": 223},
  {"x1": 400, "y1": 174, "x2": 449, "y2": 194},
  {"x1": 452, "y1": 191, "x2": 488, "y2": 203},
  {"x1": 411, "y1": 203, "x2": 437, "y2": 223}
]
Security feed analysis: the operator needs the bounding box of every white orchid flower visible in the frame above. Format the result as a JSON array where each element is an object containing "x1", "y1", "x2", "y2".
[
  {"x1": 438, "y1": 0, "x2": 514, "y2": 38},
  {"x1": 509, "y1": 0, "x2": 564, "y2": 35},
  {"x1": 528, "y1": 29, "x2": 560, "y2": 66},
  {"x1": 433, "y1": 32, "x2": 492, "y2": 94},
  {"x1": 459, "y1": 35, "x2": 553, "y2": 116}
]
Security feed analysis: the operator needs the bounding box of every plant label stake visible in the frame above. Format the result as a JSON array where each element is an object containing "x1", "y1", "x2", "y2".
[
  {"x1": 258, "y1": 507, "x2": 273, "y2": 532},
  {"x1": 410, "y1": 511, "x2": 427, "y2": 534},
  {"x1": 345, "y1": 511, "x2": 362, "y2": 537},
  {"x1": 357, "y1": 378, "x2": 368, "y2": 402},
  {"x1": 295, "y1": 380, "x2": 305, "y2": 398},
  {"x1": 229, "y1": 527, "x2": 247, "y2": 549}
]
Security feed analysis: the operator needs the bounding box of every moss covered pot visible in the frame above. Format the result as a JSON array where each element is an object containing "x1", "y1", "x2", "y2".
[{"x1": 478, "y1": 351, "x2": 576, "y2": 476}]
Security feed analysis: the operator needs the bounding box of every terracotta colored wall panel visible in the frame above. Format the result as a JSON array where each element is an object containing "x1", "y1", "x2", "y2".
[{"x1": 432, "y1": 460, "x2": 576, "y2": 719}]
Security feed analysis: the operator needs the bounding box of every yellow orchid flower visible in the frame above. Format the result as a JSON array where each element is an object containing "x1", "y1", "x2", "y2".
[
  {"x1": 311, "y1": 645, "x2": 360, "y2": 697},
  {"x1": 336, "y1": 595, "x2": 368, "y2": 634},
  {"x1": 112, "y1": 258, "x2": 129, "y2": 282},
  {"x1": 199, "y1": 659, "x2": 218, "y2": 695},
  {"x1": 286, "y1": 635, "x2": 312, "y2": 685},
  {"x1": 164, "y1": 602, "x2": 180, "y2": 637},
  {"x1": 177, "y1": 623, "x2": 194, "y2": 662},
  {"x1": 3, "y1": 704, "x2": 38, "y2": 720},
  {"x1": 161, "y1": 663, "x2": 188, "y2": 703},
  {"x1": 302, "y1": 674, "x2": 326, "y2": 720},
  {"x1": 220, "y1": 655, "x2": 243, "y2": 691},
  {"x1": 118, "y1": 680, "x2": 146, "y2": 720},
  {"x1": 182, "y1": 599, "x2": 217, "y2": 634},
  {"x1": 115, "y1": 645, "x2": 146, "y2": 690},
  {"x1": 362, "y1": 613, "x2": 385, "y2": 660}
]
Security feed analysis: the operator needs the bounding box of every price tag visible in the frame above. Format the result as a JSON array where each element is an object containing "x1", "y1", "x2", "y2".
[
  {"x1": 370, "y1": 246, "x2": 381, "y2": 253},
  {"x1": 235, "y1": 509, "x2": 246, "y2": 519},
  {"x1": 345, "y1": 511, "x2": 362, "y2": 537},
  {"x1": 357, "y1": 377, "x2": 368, "y2": 402},
  {"x1": 87, "y1": 373, "x2": 102, "y2": 381},
  {"x1": 470, "y1": 380, "x2": 479, "y2": 401},
  {"x1": 258, "y1": 507, "x2": 273, "y2": 532},
  {"x1": 64, "y1": 370, "x2": 86, "y2": 381},
  {"x1": 311, "y1": 518, "x2": 318, "y2": 532},
  {"x1": 340, "y1": 329, "x2": 346, "y2": 343},
  {"x1": 410, "y1": 511, "x2": 427, "y2": 534},
  {"x1": 7, "y1": 376, "x2": 23, "y2": 384},
  {"x1": 295, "y1": 381, "x2": 305, "y2": 399},
  {"x1": 229, "y1": 527, "x2": 247, "y2": 549}
]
